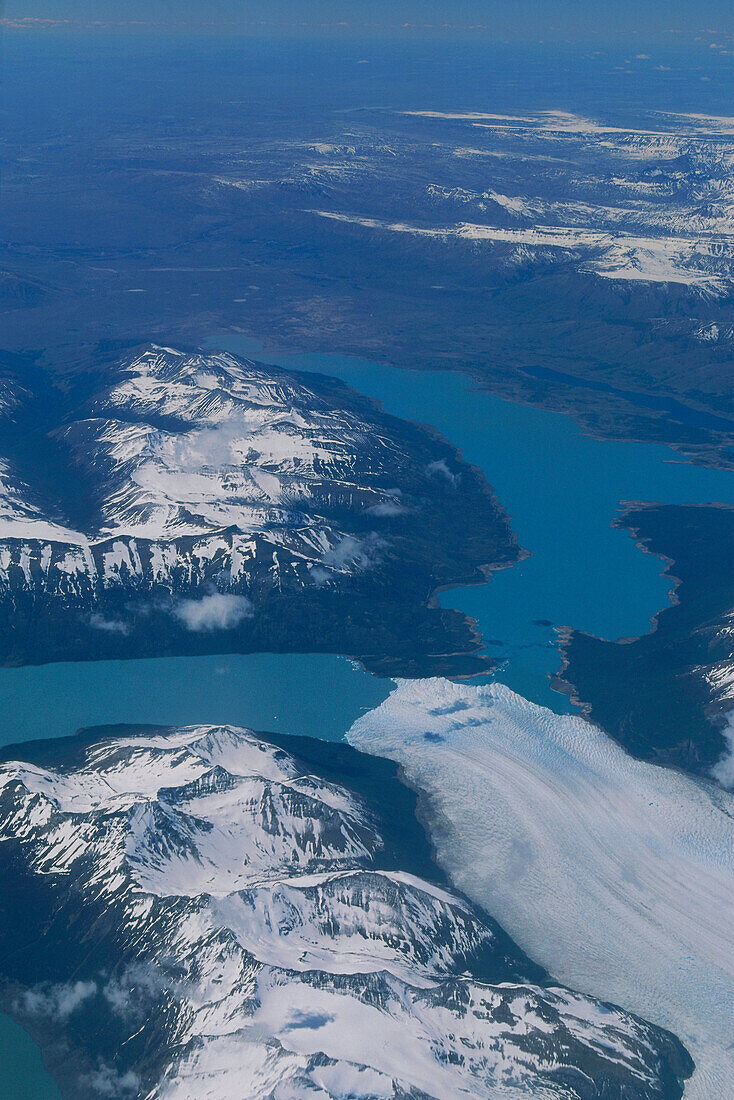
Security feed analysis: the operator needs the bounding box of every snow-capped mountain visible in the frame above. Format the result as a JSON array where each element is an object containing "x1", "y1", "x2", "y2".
[
  {"x1": 0, "y1": 346, "x2": 408, "y2": 592},
  {"x1": 302, "y1": 109, "x2": 734, "y2": 295},
  {"x1": 0, "y1": 723, "x2": 692, "y2": 1099},
  {"x1": 0, "y1": 346, "x2": 517, "y2": 672},
  {"x1": 67, "y1": 346, "x2": 411, "y2": 545}
]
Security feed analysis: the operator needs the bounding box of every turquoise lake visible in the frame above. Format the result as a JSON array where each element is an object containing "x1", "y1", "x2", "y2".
[
  {"x1": 210, "y1": 337, "x2": 734, "y2": 706},
  {"x1": 0, "y1": 653, "x2": 390, "y2": 750},
  {"x1": 0, "y1": 1017, "x2": 61, "y2": 1100},
  {"x1": 2, "y1": 339, "x2": 733, "y2": 755}
]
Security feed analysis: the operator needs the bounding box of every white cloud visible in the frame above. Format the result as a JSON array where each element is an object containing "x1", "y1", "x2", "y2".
[
  {"x1": 21, "y1": 980, "x2": 97, "y2": 1019},
  {"x1": 367, "y1": 500, "x2": 407, "y2": 517},
  {"x1": 321, "y1": 534, "x2": 383, "y2": 572},
  {"x1": 426, "y1": 459, "x2": 459, "y2": 485},
  {"x1": 89, "y1": 613, "x2": 130, "y2": 635},
  {"x1": 83, "y1": 1066, "x2": 140, "y2": 1097},
  {"x1": 309, "y1": 565, "x2": 332, "y2": 585},
  {"x1": 173, "y1": 593, "x2": 253, "y2": 633}
]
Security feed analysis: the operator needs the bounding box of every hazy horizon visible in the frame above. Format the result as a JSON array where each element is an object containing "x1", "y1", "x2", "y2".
[{"x1": 3, "y1": 0, "x2": 733, "y2": 42}]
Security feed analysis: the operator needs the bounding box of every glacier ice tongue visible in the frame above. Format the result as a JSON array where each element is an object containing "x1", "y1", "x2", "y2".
[{"x1": 348, "y1": 678, "x2": 734, "y2": 1100}]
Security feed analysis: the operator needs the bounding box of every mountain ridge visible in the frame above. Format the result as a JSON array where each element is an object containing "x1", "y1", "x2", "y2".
[{"x1": 0, "y1": 721, "x2": 693, "y2": 1099}]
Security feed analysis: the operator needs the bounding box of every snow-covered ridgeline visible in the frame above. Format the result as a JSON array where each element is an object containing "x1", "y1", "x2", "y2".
[
  {"x1": 289, "y1": 109, "x2": 734, "y2": 294},
  {"x1": 312, "y1": 210, "x2": 734, "y2": 293},
  {"x1": 401, "y1": 107, "x2": 734, "y2": 138},
  {"x1": 348, "y1": 679, "x2": 734, "y2": 1100},
  {"x1": 0, "y1": 347, "x2": 415, "y2": 597},
  {"x1": 0, "y1": 525, "x2": 368, "y2": 598},
  {"x1": 0, "y1": 724, "x2": 691, "y2": 1099}
]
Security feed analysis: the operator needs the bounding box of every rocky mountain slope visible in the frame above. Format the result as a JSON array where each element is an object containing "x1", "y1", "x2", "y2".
[
  {"x1": 0, "y1": 723, "x2": 692, "y2": 1099},
  {"x1": 555, "y1": 503, "x2": 734, "y2": 779},
  {"x1": 0, "y1": 345, "x2": 519, "y2": 674}
]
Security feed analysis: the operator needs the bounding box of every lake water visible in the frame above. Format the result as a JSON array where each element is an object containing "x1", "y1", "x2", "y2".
[
  {"x1": 208, "y1": 336, "x2": 734, "y2": 707},
  {"x1": 2, "y1": 338, "x2": 733, "y2": 756},
  {"x1": 0, "y1": 1017, "x2": 61, "y2": 1100},
  {"x1": 1, "y1": 338, "x2": 733, "y2": 1096},
  {"x1": 0, "y1": 653, "x2": 389, "y2": 751}
]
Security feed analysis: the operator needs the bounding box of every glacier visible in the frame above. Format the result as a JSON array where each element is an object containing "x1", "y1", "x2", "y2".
[{"x1": 348, "y1": 679, "x2": 734, "y2": 1100}]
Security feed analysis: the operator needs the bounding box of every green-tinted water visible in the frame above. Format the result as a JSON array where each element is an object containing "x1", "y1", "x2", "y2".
[{"x1": 0, "y1": 1017, "x2": 60, "y2": 1100}]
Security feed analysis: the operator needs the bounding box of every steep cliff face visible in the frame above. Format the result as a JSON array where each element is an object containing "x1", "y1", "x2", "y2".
[
  {"x1": 0, "y1": 346, "x2": 519, "y2": 674},
  {"x1": 0, "y1": 723, "x2": 692, "y2": 1099}
]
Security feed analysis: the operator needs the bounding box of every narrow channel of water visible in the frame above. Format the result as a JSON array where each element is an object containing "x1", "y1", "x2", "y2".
[{"x1": 0, "y1": 654, "x2": 389, "y2": 751}]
